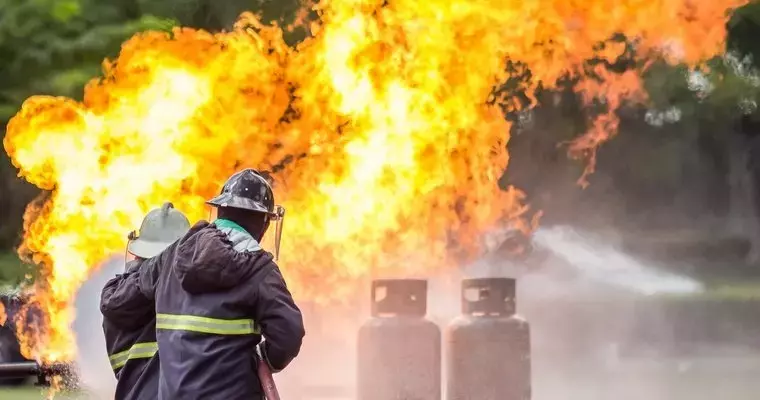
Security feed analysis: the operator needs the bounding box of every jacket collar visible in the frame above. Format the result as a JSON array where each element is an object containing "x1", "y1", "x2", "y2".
[{"x1": 213, "y1": 219, "x2": 261, "y2": 252}]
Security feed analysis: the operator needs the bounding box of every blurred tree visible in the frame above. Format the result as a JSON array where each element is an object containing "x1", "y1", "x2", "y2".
[
  {"x1": 0, "y1": 0, "x2": 176, "y2": 121},
  {"x1": 534, "y1": 0, "x2": 760, "y2": 267},
  {"x1": 727, "y1": 0, "x2": 760, "y2": 70},
  {"x1": 0, "y1": 0, "x2": 176, "y2": 254},
  {"x1": 2, "y1": 0, "x2": 760, "y2": 279},
  {"x1": 137, "y1": 0, "x2": 309, "y2": 42},
  {"x1": 0, "y1": 0, "x2": 305, "y2": 282},
  {"x1": 503, "y1": 0, "x2": 760, "y2": 269}
]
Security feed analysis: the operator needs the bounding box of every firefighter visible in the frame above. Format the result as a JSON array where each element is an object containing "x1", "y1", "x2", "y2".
[
  {"x1": 137, "y1": 168, "x2": 305, "y2": 400},
  {"x1": 100, "y1": 202, "x2": 191, "y2": 400}
]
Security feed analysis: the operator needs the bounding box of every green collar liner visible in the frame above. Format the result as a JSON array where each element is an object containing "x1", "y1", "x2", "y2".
[{"x1": 214, "y1": 218, "x2": 248, "y2": 234}]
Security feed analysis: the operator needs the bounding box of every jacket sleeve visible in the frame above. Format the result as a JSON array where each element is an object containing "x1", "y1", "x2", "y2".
[
  {"x1": 137, "y1": 220, "x2": 210, "y2": 299},
  {"x1": 100, "y1": 270, "x2": 154, "y2": 330},
  {"x1": 253, "y1": 266, "x2": 305, "y2": 373},
  {"x1": 135, "y1": 251, "x2": 166, "y2": 302}
]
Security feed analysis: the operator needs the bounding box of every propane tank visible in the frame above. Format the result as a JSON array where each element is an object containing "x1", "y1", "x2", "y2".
[
  {"x1": 445, "y1": 278, "x2": 531, "y2": 400},
  {"x1": 357, "y1": 279, "x2": 441, "y2": 400}
]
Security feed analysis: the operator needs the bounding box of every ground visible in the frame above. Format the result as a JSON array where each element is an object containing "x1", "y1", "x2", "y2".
[
  {"x1": 3, "y1": 356, "x2": 760, "y2": 399},
  {"x1": 0, "y1": 388, "x2": 85, "y2": 400},
  {"x1": 2, "y1": 252, "x2": 760, "y2": 399},
  {"x1": 534, "y1": 356, "x2": 760, "y2": 400}
]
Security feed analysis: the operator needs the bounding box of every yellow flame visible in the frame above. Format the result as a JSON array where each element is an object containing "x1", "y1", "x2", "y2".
[{"x1": 3, "y1": 0, "x2": 746, "y2": 364}]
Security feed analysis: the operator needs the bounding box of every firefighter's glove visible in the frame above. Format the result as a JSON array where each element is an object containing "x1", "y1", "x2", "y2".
[{"x1": 256, "y1": 340, "x2": 282, "y2": 373}]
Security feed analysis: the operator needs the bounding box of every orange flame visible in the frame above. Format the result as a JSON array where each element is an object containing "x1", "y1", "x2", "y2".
[{"x1": 2, "y1": 0, "x2": 745, "y2": 363}]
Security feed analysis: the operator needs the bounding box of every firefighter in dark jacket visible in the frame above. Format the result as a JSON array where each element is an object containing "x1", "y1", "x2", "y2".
[
  {"x1": 136, "y1": 168, "x2": 305, "y2": 400},
  {"x1": 100, "y1": 202, "x2": 191, "y2": 400}
]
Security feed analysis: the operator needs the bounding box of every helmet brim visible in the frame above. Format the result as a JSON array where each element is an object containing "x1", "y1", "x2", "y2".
[
  {"x1": 206, "y1": 192, "x2": 272, "y2": 214},
  {"x1": 127, "y1": 239, "x2": 175, "y2": 259}
]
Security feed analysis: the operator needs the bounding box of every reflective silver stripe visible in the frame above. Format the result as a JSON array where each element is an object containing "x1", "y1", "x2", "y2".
[
  {"x1": 156, "y1": 313, "x2": 259, "y2": 335},
  {"x1": 109, "y1": 342, "x2": 158, "y2": 370}
]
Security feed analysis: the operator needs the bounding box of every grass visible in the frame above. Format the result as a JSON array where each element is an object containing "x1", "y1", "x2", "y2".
[
  {"x1": 656, "y1": 280, "x2": 760, "y2": 301},
  {"x1": 702, "y1": 282, "x2": 760, "y2": 300},
  {"x1": 534, "y1": 356, "x2": 760, "y2": 400},
  {"x1": 0, "y1": 387, "x2": 85, "y2": 400}
]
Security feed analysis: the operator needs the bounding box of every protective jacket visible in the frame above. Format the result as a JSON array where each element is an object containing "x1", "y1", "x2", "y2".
[
  {"x1": 100, "y1": 260, "x2": 159, "y2": 400},
  {"x1": 137, "y1": 220, "x2": 305, "y2": 400}
]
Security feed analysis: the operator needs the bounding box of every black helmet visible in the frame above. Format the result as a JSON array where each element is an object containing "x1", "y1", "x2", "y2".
[
  {"x1": 206, "y1": 169, "x2": 276, "y2": 214},
  {"x1": 207, "y1": 169, "x2": 286, "y2": 260}
]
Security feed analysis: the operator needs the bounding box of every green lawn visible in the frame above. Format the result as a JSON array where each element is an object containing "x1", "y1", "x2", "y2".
[
  {"x1": 533, "y1": 356, "x2": 760, "y2": 400},
  {"x1": 658, "y1": 280, "x2": 760, "y2": 300},
  {"x1": 0, "y1": 388, "x2": 86, "y2": 400}
]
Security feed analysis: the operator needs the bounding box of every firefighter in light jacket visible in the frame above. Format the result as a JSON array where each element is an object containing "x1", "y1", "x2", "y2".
[{"x1": 100, "y1": 202, "x2": 190, "y2": 400}]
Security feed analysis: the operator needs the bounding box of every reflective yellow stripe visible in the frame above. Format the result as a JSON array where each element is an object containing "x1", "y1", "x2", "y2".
[
  {"x1": 109, "y1": 342, "x2": 158, "y2": 370},
  {"x1": 156, "y1": 313, "x2": 260, "y2": 335}
]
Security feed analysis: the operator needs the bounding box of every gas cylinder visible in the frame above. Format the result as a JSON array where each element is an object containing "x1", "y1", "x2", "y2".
[
  {"x1": 357, "y1": 279, "x2": 441, "y2": 400},
  {"x1": 445, "y1": 278, "x2": 531, "y2": 400}
]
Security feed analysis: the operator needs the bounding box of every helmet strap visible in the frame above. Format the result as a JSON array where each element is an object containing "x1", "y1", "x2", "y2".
[
  {"x1": 208, "y1": 206, "x2": 218, "y2": 222},
  {"x1": 273, "y1": 206, "x2": 285, "y2": 261},
  {"x1": 125, "y1": 231, "x2": 137, "y2": 271}
]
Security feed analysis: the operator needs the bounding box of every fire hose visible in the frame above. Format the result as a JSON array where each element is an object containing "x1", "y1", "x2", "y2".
[{"x1": 256, "y1": 345, "x2": 280, "y2": 400}]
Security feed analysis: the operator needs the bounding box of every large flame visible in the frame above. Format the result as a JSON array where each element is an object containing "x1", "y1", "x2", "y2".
[{"x1": 2, "y1": 0, "x2": 745, "y2": 363}]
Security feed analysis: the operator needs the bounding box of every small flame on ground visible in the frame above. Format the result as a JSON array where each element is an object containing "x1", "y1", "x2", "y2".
[{"x1": 2, "y1": 0, "x2": 746, "y2": 364}]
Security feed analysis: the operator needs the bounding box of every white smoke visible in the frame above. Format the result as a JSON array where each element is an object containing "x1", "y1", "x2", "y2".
[
  {"x1": 531, "y1": 226, "x2": 703, "y2": 295},
  {"x1": 465, "y1": 225, "x2": 703, "y2": 296},
  {"x1": 72, "y1": 256, "x2": 122, "y2": 399},
  {"x1": 64, "y1": 226, "x2": 758, "y2": 400}
]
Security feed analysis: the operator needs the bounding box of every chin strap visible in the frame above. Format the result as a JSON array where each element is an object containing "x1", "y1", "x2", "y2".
[{"x1": 124, "y1": 230, "x2": 138, "y2": 272}]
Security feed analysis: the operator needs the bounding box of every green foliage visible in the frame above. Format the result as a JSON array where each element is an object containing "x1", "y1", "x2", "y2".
[
  {"x1": 0, "y1": 251, "x2": 29, "y2": 285},
  {"x1": 0, "y1": 0, "x2": 181, "y2": 257},
  {"x1": 727, "y1": 0, "x2": 760, "y2": 70},
  {"x1": 0, "y1": 0, "x2": 308, "y2": 124},
  {"x1": 0, "y1": 0, "x2": 312, "y2": 281},
  {"x1": 0, "y1": 0, "x2": 177, "y2": 122},
  {"x1": 1, "y1": 0, "x2": 760, "y2": 283},
  {"x1": 135, "y1": 0, "x2": 308, "y2": 41}
]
